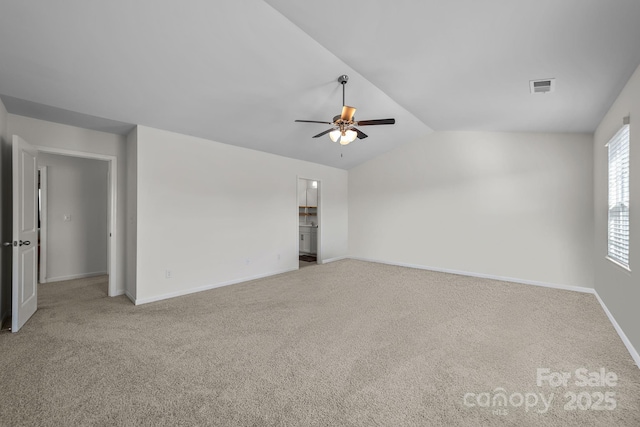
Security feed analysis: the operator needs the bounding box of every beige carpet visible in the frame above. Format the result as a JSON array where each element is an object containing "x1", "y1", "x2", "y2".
[{"x1": 1, "y1": 259, "x2": 639, "y2": 426}]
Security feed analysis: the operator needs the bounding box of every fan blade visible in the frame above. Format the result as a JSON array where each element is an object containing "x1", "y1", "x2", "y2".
[
  {"x1": 341, "y1": 106, "x2": 356, "y2": 121},
  {"x1": 295, "y1": 120, "x2": 333, "y2": 124},
  {"x1": 312, "y1": 128, "x2": 337, "y2": 138},
  {"x1": 353, "y1": 127, "x2": 368, "y2": 139},
  {"x1": 355, "y1": 118, "x2": 395, "y2": 126}
]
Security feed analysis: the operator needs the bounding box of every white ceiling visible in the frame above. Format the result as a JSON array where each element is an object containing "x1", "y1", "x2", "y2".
[{"x1": 1, "y1": 1, "x2": 639, "y2": 169}]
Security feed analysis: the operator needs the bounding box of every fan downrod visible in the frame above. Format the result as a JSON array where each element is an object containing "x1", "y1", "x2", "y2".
[{"x1": 338, "y1": 75, "x2": 349, "y2": 108}]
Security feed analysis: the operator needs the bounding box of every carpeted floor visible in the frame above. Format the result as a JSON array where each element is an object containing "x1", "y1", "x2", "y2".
[{"x1": 0, "y1": 259, "x2": 639, "y2": 426}]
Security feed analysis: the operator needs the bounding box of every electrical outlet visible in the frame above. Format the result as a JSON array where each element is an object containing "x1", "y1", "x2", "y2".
[{"x1": 165, "y1": 270, "x2": 172, "y2": 279}]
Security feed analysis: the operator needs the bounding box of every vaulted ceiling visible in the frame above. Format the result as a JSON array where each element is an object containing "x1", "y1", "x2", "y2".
[{"x1": 1, "y1": 1, "x2": 640, "y2": 169}]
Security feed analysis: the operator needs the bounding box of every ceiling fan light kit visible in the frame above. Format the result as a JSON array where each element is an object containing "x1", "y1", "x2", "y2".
[
  {"x1": 329, "y1": 128, "x2": 357, "y2": 145},
  {"x1": 296, "y1": 74, "x2": 396, "y2": 145}
]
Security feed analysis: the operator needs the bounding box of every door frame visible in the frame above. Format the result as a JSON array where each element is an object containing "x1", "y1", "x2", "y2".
[
  {"x1": 296, "y1": 176, "x2": 321, "y2": 265},
  {"x1": 34, "y1": 146, "x2": 118, "y2": 297},
  {"x1": 38, "y1": 166, "x2": 48, "y2": 284}
]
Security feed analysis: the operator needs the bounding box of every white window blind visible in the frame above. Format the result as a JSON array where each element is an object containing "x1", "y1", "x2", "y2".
[{"x1": 607, "y1": 124, "x2": 630, "y2": 268}]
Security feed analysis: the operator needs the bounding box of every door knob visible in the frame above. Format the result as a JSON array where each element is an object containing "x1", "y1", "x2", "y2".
[
  {"x1": 19, "y1": 240, "x2": 31, "y2": 246},
  {"x1": 2, "y1": 242, "x2": 12, "y2": 247}
]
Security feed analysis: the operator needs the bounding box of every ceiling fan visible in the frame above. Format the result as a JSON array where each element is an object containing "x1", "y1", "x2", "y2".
[{"x1": 295, "y1": 75, "x2": 395, "y2": 145}]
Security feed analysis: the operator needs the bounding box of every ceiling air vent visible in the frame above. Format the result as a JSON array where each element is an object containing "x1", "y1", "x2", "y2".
[{"x1": 530, "y1": 78, "x2": 556, "y2": 94}]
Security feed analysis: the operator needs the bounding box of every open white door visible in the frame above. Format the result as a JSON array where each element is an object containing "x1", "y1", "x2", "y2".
[{"x1": 12, "y1": 135, "x2": 38, "y2": 332}]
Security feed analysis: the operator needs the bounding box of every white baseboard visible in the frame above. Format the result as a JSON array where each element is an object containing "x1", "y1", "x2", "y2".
[
  {"x1": 320, "y1": 256, "x2": 347, "y2": 264},
  {"x1": 133, "y1": 267, "x2": 298, "y2": 305},
  {"x1": 350, "y1": 256, "x2": 639, "y2": 369},
  {"x1": 349, "y1": 257, "x2": 594, "y2": 294},
  {"x1": 111, "y1": 289, "x2": 126, "y2": 297},
  {"x1": 593, "y1": 291, "x2": 640, "y2": 368},
  {"x1": 44, "y1": 271, "x2": 108, "y2": 283},
  {"x1": 125, "y1": 291, "x2": 136, "y2": 304}
]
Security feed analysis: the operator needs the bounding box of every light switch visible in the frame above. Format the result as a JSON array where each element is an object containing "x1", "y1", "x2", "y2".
[{"x1": 63, "y1": 214, "x2": 71, "y2": 222}]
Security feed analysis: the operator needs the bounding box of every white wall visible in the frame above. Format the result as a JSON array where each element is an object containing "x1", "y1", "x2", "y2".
[
  {"x1": 349, "y1": 131, "x2": 594, "y2": 289},
  {"x1": 126, "y1": 127, "x2": 137, "y2": 300},
  {"x1": 594, "y1": 64, "x2": 640, "y2": 354},
  {"x1": 7, "y1": 115, "x2": 127, "y2": 293},
  {"x1": 134, "y1": 126, "x2": 348, "y2": 303},
  {"x1": 37, "y1": 153, "x2": 108, "y2": 281},
  {"x1": 0, "y1": 97, "x2": 10, "y2": 321}
]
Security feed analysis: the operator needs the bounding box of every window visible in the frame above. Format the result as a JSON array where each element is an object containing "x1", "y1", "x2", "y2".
[{"x1": 607, "y1": 123, "x2": 630, "y2": 269}]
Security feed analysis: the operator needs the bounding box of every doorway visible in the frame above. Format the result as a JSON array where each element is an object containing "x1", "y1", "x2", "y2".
[
  {"x1": 38, "y1": 154, "x2": 109, "y2": 291},
  {"x1": 34, "y1": 145, "x2": 118, "y2": 296},
  {"x1": 298, "y1": 177, "x2": 320, "y2": 268}
]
